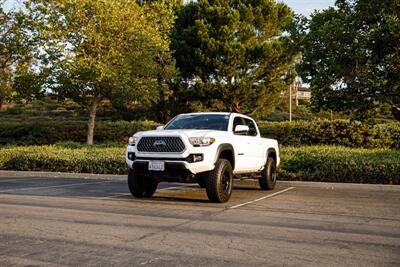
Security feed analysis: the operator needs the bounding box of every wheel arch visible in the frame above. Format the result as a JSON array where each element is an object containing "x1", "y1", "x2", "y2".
[
  {"x1": 266, "y1": 148, "x2": 277, "y2": 163},
  {"x1": 214, "y1": 143, "x2": 235, "y2": 170}
]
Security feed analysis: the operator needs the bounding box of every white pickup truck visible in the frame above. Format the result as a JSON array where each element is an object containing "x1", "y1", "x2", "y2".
[{"x1": 126, "y1": 112, "x2": 280, "y2": 203}]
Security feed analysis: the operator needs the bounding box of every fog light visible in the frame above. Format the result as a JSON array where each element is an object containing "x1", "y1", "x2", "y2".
[
  {"x1": 127, "y1": 152, "x2": 136, "y2": 161},
  {"x1": 193, "y1": 154, "x2": 203, "y2": 162}
]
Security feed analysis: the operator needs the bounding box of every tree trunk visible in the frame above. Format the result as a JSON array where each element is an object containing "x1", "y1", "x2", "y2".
[
  {"x1": 87, "y1": 96, "x2": 100, "y2": 145},
  {"x1": 229, "y1": 101, "x2": 241, "y2": 113},
  {"x1": 392, "y1": 105, "x2": 400, "y2": 122}
]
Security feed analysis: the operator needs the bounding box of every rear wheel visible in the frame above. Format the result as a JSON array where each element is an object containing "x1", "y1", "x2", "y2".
[
  {"x1": 128, "y1": 169, "x2": 158, "y2": 198},
  {"x1": 205, "y1": 159, "x2": 233, "y2": 203},
  {"x1": 259, "y1": 157, "x2": 277, "y2": 190}
]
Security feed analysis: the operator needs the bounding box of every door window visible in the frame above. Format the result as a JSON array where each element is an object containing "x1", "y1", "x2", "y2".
[
  {"x1": 243, "y1": 118, "x2": 258, "y2": 136},
  {"x1": 232, "y1": 117, "x2": 245, "y2": 135}
]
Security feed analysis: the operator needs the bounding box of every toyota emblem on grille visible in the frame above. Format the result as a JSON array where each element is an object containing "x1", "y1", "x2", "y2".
[{"x1": 153, "y1": 139, "x2": 166, "y2": 148}]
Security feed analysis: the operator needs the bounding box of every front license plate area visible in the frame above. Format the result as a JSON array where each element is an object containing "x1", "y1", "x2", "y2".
[{"x1": 148, "y1": 161, "x2": 165, "y2": 171}]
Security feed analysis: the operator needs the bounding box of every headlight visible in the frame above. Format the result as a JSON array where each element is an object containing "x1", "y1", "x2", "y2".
[
  {"x1": 128, "y1": 136, "x2": 137, "y2": 146},
  {"x1": 189, "y1": 137, "x2": 215, "y2": 146}
]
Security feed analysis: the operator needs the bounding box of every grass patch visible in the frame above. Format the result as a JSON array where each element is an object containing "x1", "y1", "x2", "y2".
[{"x1": 0, "y1": 145, "x2": 398, "y2": 184}]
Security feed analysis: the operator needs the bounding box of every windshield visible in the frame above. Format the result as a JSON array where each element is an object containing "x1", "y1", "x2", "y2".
[{"x1": 164, "y1": 114, "x2": 229, "y2": 131}]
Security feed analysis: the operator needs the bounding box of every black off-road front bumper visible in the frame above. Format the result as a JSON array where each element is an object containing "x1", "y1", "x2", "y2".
[{"x1": 131, "y1": 160, "x2": 195, "y2": 182}]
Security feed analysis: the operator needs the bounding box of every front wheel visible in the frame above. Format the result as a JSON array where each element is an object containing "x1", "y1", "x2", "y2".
[
  {"x1": 128, "y1": 169, "x2": 158, "y2": 198},
  {"x1": 205, "y1": 159, "x2": 233, "y2": 203},
  {"x1": 259, "y1": 157, "x2": 277, "y2": 190}
]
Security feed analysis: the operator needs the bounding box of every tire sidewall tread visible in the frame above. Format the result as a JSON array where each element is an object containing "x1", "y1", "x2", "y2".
[
  {"x1": 128, "y1": 169, "x2": 157, "y2": 198},
  {"x1": 205, "y1": 159, "x2": 233, "y2": 203},
  {"x1": 259, "y1": 157, "x2": 277, "y2": 190}
]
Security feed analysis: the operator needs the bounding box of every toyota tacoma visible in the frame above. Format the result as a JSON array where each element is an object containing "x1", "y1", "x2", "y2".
[{"x1": 126, "y1": 112, "x2": 280, "y2": 203}]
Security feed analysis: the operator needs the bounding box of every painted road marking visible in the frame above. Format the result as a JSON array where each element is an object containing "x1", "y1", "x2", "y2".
[
  {"x1": 96, "y1": 184, "x2": 197, "y2": 200},
  {"x1": 229, "y1": 187, "x2": 295, "y2": 209},
  {"x1": 158, "y1": 184, "x2": 197, "y2": 191},
  {"x1": 96, "y1": 193, "x2": 132, "y2": 200},
  {"x1": 0, "y1": 178, "x2": 42, "y2": 183},
  {"x1": 0, "y1": 181, "x2": 114, "y2": 193}
]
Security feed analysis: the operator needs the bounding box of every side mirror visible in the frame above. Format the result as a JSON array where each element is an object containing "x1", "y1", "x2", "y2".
[
  {"x1": 234, "y1": 125, "x2": 249, "y2": 134},
  {"x1": 156, "y1": 125, "x2": 164, "y2": 130}
]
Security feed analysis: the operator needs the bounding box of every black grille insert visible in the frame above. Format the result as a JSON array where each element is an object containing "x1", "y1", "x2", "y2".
[{"x1": 137, "y1": 136, "x2": 185, "y2": 153}]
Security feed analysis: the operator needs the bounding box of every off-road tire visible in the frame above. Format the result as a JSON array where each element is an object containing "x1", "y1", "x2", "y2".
[
  {"x1": 205, "y1": 159, "x2": 233, "y2": 203},
  {"x1": 144, "y1": 179, "x2": 158, "y2": 197},
  {"x1": 259, "y1": 157, "x2": 277, "y2": 190},
  {"x1": 128, "y1": 169, "x2": 158, "y2": 198}
]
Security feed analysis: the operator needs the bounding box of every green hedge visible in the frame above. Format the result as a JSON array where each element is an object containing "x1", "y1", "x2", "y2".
[
  {"x1": 0, "y1": 120, "x2": 158, "y2": 145},
  {"x1": 279, "y1": 146, "x2": 400, "y2": 184},
  {"x1": 259, "y1": 120, "x2": 400, "y2": 149},
  {"x1": 0, "y1": 145, "x2": 126, "y2": 174},
  {"x1": 0, "y1": 145, "x2": 398, "y2": 184},
  {"x1": 1, "y1": 119, "x2": 399, "y2": 148}
]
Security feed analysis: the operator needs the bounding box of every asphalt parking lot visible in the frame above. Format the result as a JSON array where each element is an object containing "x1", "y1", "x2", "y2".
[{"x1": 1, "y1": 171, "x2": 399, "y2": 267}]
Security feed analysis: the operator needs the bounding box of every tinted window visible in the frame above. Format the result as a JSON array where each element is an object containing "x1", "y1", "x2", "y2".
[
  {"x1": 232, "y1": 117, "x2": 245, "y2": 133},
  {"x1": 165, "y1": 114, "x2": 229, "y2": 131},
  {"x1": 243, "y1": 118, "x2": 258, "y2": 136}
]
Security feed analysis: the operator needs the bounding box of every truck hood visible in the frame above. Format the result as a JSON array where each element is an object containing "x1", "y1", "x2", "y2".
[{"x1": 135, "y1": 129, "x2": 222, "y2": 138}]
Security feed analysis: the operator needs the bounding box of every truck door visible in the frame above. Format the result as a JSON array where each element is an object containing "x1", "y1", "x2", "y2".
[
  {"x1": 242, "y1": 117, "x2": 264, "y2": 170},
  {"x1": 232, "y1": 116, "x2": 262, "y2": 172}
]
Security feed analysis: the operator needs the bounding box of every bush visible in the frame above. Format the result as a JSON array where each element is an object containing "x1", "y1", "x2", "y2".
[
  {"x1": 258, "y1": 120, "x2": 400, "y2": 148},
  {"x1": 0, "y1": 120, "x2": 158, "y2": 145},
  {"x1": 279, "y1": 146, "x2": 400, "y2": 184},
  {"x1": 0, "y1": 145, "x2": 398, "y2": 184},
  {"x1": 0, "y1": 145, "x2": 127, "y2": 174},
  {"x1": 1, "y1": 119, "x2": 399, "y2": 148}
]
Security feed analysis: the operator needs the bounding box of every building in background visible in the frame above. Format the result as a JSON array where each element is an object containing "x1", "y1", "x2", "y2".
[{"x1": 295, "y1": 86, "x2": 311, "y2": 106}]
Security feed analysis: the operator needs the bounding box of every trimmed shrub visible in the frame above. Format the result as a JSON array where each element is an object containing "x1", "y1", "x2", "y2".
[
  {"x1": 279, "y1": 146, "x2": 400, "y2": 184},
  {"x1": 0, "y1": 120, "x2": 158, "y2": 145},
  {"x1": 259, "y1": 120, "x2": 400, "y2": 148},
  {"x1": 0, "y1": 145, "x2": 127, "y2": 174},
  {"x1": 0, "y1": 145, "x2": 398, "y2": 184},
  {"x1": 0, "y1": 119, "x2": 399, "y2": 148}
]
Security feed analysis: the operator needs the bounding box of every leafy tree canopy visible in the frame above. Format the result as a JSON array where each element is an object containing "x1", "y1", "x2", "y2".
[
  {"x1": 172, "y1": 0, "x2": 297, "y2": 114},
  {"x1": 0, "y1": 1, "x2": 33, "y2": 107},
  {"x1": 298, "y1": 0, "x2": 400, "y2": 121},
  {"x1": 25, "y1": 0, "x2": 175, "y2": 144}
]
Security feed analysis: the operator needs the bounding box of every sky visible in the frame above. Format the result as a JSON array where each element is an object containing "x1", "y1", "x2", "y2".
[
  {"x1": 4, "y1": 0, "x2": 336, "y2": 16},
  {"x1": 281, "y1": 0, "x2": 335, "y2": 16}
]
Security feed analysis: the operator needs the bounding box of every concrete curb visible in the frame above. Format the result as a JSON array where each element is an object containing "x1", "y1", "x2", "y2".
[
  {"x1": 0, "y1": 170, "x2": 126, "y2": 180},
  {"x1": 279, "y1": 180, "x2": 400, "y2": 191}
]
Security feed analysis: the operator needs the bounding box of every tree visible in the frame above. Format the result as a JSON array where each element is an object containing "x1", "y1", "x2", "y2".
[
  {"x1": 0, "y1": 2, "x2": 32, "y2": 108},
  {"x1": 171, "y1": 0, "x2": 297, "y2": 114},
  {"x1": 12, "y1": 61, "x2": 45, "y2": 101},
  {"x1": 298, "y1": 0, "x2": 400, "y2": 121},
  {"x1": 26, "y1": 0, "x2": 175, "y2": 144}
]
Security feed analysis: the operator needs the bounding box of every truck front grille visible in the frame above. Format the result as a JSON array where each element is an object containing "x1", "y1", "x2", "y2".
[{"x1": 137, "y1": 136, "x2": 185, "y2": 153}]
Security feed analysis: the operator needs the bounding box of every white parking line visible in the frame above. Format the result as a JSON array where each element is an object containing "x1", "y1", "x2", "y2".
[
  {"x1": 159, "y1": 184, "x2": 196, "y2": 191},
  {"x1": 0, "y1": 179, "x2": 25, "y2": 183},
  {"x1": 96, "y1": 184, "x2": 196, "y2": 200},
  {"x1": 96, "y1": 193, "x2": 132, "y2": 200},
  {"x1": 0, "y1": 181, "x2": 114, "y2": 193},
  {"x1": 229, "y1": 187, "x2": 295, "y2": 209}
]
